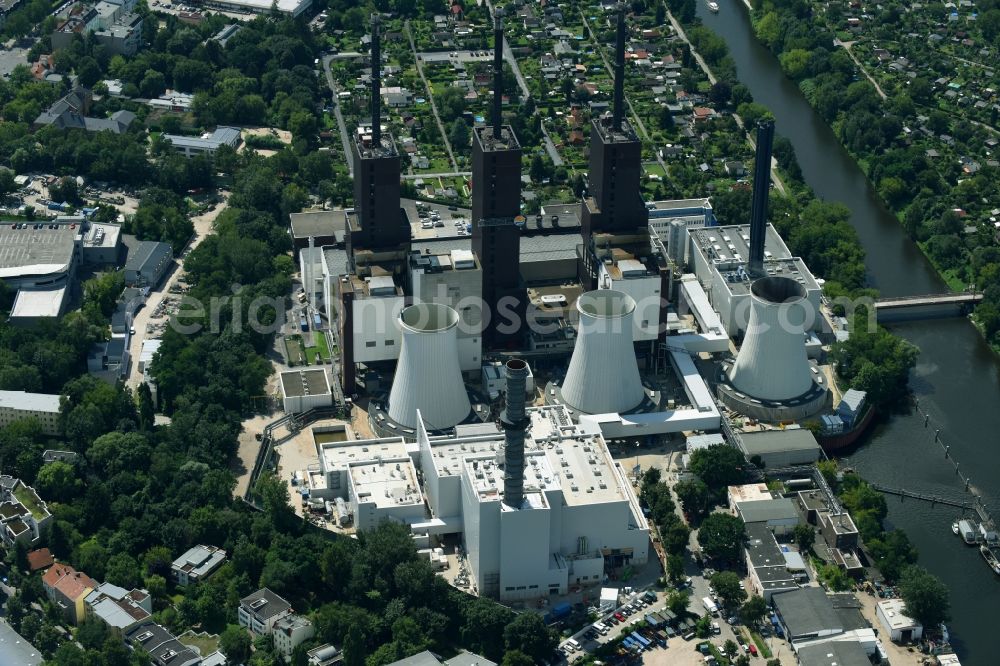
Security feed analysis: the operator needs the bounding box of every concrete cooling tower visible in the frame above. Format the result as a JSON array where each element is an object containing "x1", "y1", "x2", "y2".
[
  {"x1": 561, "y1": 289, "x2": 644, "y2": 414},
  {"x1": 728, "y1": 276, "x2": 814, "y2": 401},
  {"x1": 387, "y1": 303, "x2": 471, "y2": 429}
]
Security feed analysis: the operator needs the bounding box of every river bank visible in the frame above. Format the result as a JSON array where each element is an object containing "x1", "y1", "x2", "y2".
[{"x1": 685, "y1": 3, "x2": 1000, "y2": 663}]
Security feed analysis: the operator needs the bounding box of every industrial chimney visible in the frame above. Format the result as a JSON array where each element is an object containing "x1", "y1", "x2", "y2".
[
  {"x1": 492, "y1": 8, "x2": 504, "y2": 141},
  {"x1": 728, "y1": 276, "x2": 814, "y2": 401},
  {"x1": 501, "y1": 359, "x2": 529, "y2": 508},
  {"x1": 370, "y1": 13, "x2": 382, "y2": 146},
  {"x1": 387, "y1": 303, "x2": 471, "y2": 429},
  {"x1": 562, "y1": 290, "x2": 644, "y2": 414},
  {"x1": 612, "y1": 3, "x2": 626, "y2": 131},
  {"x1": 748, "y1": 119, "x2": 774, "y2": 276}
]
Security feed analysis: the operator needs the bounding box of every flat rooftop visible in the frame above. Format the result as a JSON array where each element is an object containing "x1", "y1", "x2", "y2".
[
  {"x1": 10, "y1": 286, "x2": 66, "y2": 319},
  {"x1": 475, "y1": 125, "x2": 520, "y2": 152},
  {"x1": 526, "y1": 283, "x2": 584, "y2": 315},
  {"x1": 289, "y1": 210, "x2": 347, "y2": 241},
  {"x1": 0, "y1": 390, "x2": 62, "y2": 413},
  {"x1": 280, "y1": 369, "x2": 331, "y2": 398},
  {"x1": 83, "y1": 223, "x2": 121, "y2": 249},
  {"x1": 520, "y1": 233, "x2": 582, "y2": 264},
  {"x1": 427, "y1": 405, "x2": 632, "y2": 506},
  {"x1": 349, "y1": 456, "x2": 422, "y2": 509},
  {"x1": 0, "y1": 223, "x2": 79, "y2": 278},
  {"x1": 210, "y1": 0, "x2": 309, "y2": 13}
]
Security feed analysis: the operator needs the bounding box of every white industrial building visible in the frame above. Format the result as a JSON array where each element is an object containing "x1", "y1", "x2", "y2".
[
  {"x1": 0, "y1": 218, "x2": 82, "y2": 321},
  {"x1": 687, "y1": 224, "x2": 822, "y2": 337},
  {"x1": 0, "y1": 391, "x2": 62, "y2": 436},
  {"x1": 280, "y1": 369, "x2": 333, "y2": 413},
  {"x1": 595, "y1": 257, "x2": 662, "y2": 342},
  {"x1": 876, "y1": 599, "x2": 922, "y2": 643},
  {"x1": 482, "y1": 361, "x2": 534, "y2": 400},
  {"x1": 195, "y1": 0, "x2": 311, "y2": 17},
  {"x1": 309, "y1": 403, "x2": 650, "y2": 602},
  {"x1": 161, "y1": 126, "x2": 242, "y2": 158}
]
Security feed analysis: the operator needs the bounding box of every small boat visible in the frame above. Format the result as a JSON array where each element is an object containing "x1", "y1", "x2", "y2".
[
  {"x1": 707, "y1": 1, "x2": 720, "y2": 11},
  {"x1": 951, "y1": 521, "x2": 960, "y2": 536},
  {"x1": 980, "y1": 544, "x2": 1000, "y2": 576}
]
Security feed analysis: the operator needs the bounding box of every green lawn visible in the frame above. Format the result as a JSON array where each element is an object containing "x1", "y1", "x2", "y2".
[
  {"x1": 177, "y1": 631, "x2": 219, "y2": 657},
  {"x1": 13, "y1": 485, "x2": 46, "y2": 520},
  {"x1": 304, "y1": 332, "x2": 331, "y2": 364}
]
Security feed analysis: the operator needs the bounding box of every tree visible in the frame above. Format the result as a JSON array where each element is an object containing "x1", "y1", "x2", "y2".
[
  {"x1": 709, "y1": 81, "x2": 732, "y2": 106},
  {"x1": 667, "y1": 590, "x2": 690, "y2": 617},
  {"x1": 436, "y1": 86, "x2": 466, "y2": 122},
  {"x1": 675, "y1": 478, "x2": 713, "y2": 522},
  {"x1": 529, "y1": 153, "x2": 546, "y2": 183},
  {"x1": 220, "y1": 625, "x2": 252, "y2": 665},
  {"x1": 666, "y1": 553, "x2": 685, "y2": 583},
  {"x1": 740, "y1": 595, "x2": 767, "y2": 628},
  {"x1": 34, "y1": 461, "x2": 82, "y2": 503},
  {"x1": 793, "y1": 524, "x2": 815, "y2": 553},
  {"x1": 689, "y1": 445, "x2": 746, "y2": 490},
  {"x1": 462, "y1": 597, "x2": 512, "y2": 660},
  {"x1": 698, "y1": 512, "x2": 745, "y2": 562},
  {"x1": 449, "y1": 118, "x2": 470, "y2": 149},
  {"x1": 659, "y1": 105, "x2": 675, "y2": 130},
  {"x1": 343, "y1": 624, "x2": 366, "y2": 666},
  {"x1": 899, "y1": 565, "x2": 951, "y2": 629},
  {"x1": 504, "y1": 612, "x2": 556, "y2": 662},
  {"x1": 710, "y1": 571, "x2": 747, "y2": 610},
  {"x1": 501, "y1": 651, "x2": 534, "y2": 666}
]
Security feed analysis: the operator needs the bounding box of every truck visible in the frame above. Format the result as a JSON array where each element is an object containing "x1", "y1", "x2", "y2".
[
  {"x1": 702, "y1": 596, "x2": 719, "y2": 616},
  {"x1": 545, "y1": 601, "x2": 572, "y2": 624}
]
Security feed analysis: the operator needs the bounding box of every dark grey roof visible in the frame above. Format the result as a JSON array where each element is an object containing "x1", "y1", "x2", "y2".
[
  {"x1": 796, "y1": 640, "x2": 870, "y2": 666},
  {"x1": 289, "y1": 210, "x2": 347, "y2": 240},
  {"x1": 125, "y1": 240, "x2": 172, "y2": 272},
  {"x1": 322, "y1": 247, "x2": 349, "y2": 277},
  {"x1": 519, "y1": 233, "x2": 581, "y2": 263},
  {"x1": 240, "y1": 587, "x2": 291, "y2": 621},
  {"x1": 744, "y1": 522, "x2": 784, "y2": 569},
  {"x1": 738, "y1": 498, "x2": 799, "y2": 524},
  {"x1": 126, "y1": 622, "x2": 201, "y2": 666},
  {"x1": 772, "y1": 587, "x2": 844, "y2": 639},
  {"x1": 829, "y1": 593, "x2": 868, "y2": 632},
  {"x1": 443, "y1": 651, "x2": 498, "y2": 666},
  {"x1": 740, "y1": 429, "x2": 821, "y2": 456}
]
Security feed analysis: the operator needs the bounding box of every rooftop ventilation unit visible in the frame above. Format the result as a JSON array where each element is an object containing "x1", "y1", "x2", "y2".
[
  {"x1": 728, "y1": 276, "x2": 814, "y2": 401},
  {"x1": 561, "y1": 290, "x2": 643, "y2": 414},
  {"x1": 387, "y1": 303, "x2": 471, "y2": 429}
]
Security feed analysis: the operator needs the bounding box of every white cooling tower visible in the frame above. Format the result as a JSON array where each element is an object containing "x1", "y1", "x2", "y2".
[
  {"x1": 728, "y1": 276, "x2": 814, "y2": 401},
  {"x1": 561, "y1": 289, "x2": 644, "y2": 414},
  {"x1": 387, "y1": 303, "x2": 471, "y2": 429}
]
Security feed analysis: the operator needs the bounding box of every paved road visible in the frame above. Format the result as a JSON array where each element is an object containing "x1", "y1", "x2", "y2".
[
  {"x1": 126, "y1": 199, "x2": 228, "y2": 390},
  {"x1": 834, "y1": 39, "x2": 887, "y2": 101},
  {"x1": 405, "y1": 20, "x2": 458, "y2": 171},
  {"x1": 322, "y1": 55, "x2": 356, "y2": 177},
  {"x1": 401, "y1": 171, "x2": 472, "y2": 180},
  {"x1": 540, "y1": 121, "x2": 566, "y2": 166}
]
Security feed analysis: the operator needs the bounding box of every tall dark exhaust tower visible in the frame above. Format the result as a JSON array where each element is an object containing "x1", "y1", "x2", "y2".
[
  {"x1": 748, "y1": 119, "x2": 774, "y2": 276},
  {"x1": 580, "y1": 3, "x2": 647, "y2": 250},
  {"x1": 501, "y1": 359, "x2": 529, "y2": 508},
  {"x1": 492, "y1": 8, "x2": 504, "y2": 140},
  {"x1": 347, "y1": 12, "x2": 408, "y2": 255},
  {"x1": 370, "y1": 13, "x2": 381, "y2": 145},
  {"x1": 472, "y1": 5, "x2": 523, "y2": 347},
  {"x1": 612, "y1": 4, "x2": 626, "y2": 131}
]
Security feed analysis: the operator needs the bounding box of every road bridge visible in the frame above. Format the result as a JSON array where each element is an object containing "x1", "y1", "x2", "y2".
[{"x1": 874, "y1": 292, "x2": 982, "y2": 321}]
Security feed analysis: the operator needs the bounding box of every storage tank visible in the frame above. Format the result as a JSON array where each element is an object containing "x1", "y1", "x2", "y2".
[
  {"x1": 387, "y1": 303, "x2": 471, "y2": 429},
  {"x1": 561, "y1": 289, "x2": 644, "y2": 414},
  {"x1": 728, "y1": 276, "x2": 814, "y2": 401}
]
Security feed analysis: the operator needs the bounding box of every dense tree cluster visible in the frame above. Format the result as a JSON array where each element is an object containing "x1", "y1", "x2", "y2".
[{"x1": 639, "y1": 468, "x2": 692, "y2": 556}]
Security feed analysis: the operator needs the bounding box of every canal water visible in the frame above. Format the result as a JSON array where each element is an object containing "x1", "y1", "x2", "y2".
[{"x1": 694, "y1": 4, "x2": 1000, "y2": 663}]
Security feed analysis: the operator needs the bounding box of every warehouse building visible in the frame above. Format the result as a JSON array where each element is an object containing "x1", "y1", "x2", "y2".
[
  {"x1": 0, "y1": 219, "x2": 82, "y2": 320},
  {"x1": 738, "y1": 429, "x2": 822, "y2": 467},
  {"x1": 195, "y1": 0, "x2": 311, "y2": 17},
  {"x1": 162, "y1": 126, "x2": 241, "y2": 158},
  {"x1": 124, "y1": 240, "x2": 172, "y2": 287}
]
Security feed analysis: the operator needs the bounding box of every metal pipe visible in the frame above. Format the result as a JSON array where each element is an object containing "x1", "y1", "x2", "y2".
[
  {"x1": 370, "y1": 13, "x2": 381, "y2": 146},
  {"x1": 612, "y1": 4, "x2": 626, "y2": 131},
  {"x1": 502, "y1": 359, "x2": 529, "y2": 508},
  {"x1": 493, "y1": 8, "x2": 504, "y2": 140},
  {"x1": 748, "y1": 119, "x2": 774, "y2": 276}
]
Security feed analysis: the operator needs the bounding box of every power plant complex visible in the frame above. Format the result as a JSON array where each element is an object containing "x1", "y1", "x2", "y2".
[{"x1": 295, "y1": 8, "x2": 850, "y2": 602}]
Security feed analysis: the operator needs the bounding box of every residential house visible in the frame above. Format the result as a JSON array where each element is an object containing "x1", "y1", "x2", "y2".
[
  {"x1": 0, "y1": 475, "x2": 53, "y2": 546},
  {"x1": 273, "y1": 613, "x2": 315, "y2": 658},
  {"x1": 724, "y1": 161, "x2": 746, "y2": 177},
  {"x1": 43, "y1": 563, "x2": 96, "y2": 624},
  {"x1": 33, "y1": 88, "x2": 136, "y2": 134},
  {"x1": 238, "y1": 588, "x2": 292, "y2": 636},
  {"x1": 85, "y1": 582, "x2": 152, "y2": 635},
  {"x1": 692, "y1": 107, "x2": 716, "y2": 122},
  {"x1": 27, "y1": 548, "x2": 54, "y2": 572},
  {"x1": 125, "y1": 623, "x2": 201, "y2": 666},
  {"x1": 171, "y1": 544, "x2": 227, "y2": 587}
]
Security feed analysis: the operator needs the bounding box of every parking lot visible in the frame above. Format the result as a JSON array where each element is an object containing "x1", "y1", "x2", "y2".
[{"x1": 401, "y1": 198, "x2": 472, "y2": 241}]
